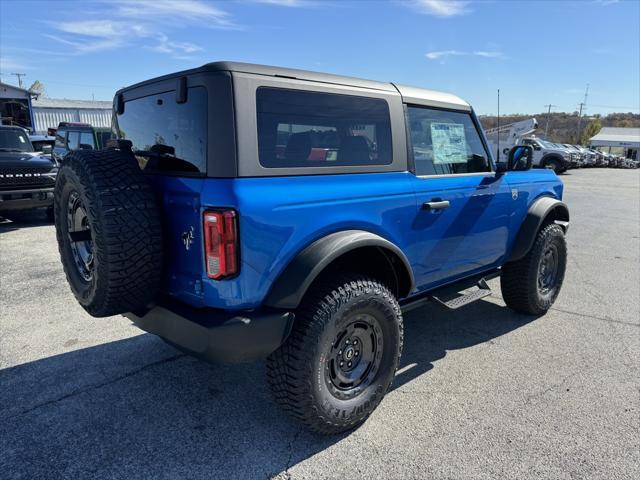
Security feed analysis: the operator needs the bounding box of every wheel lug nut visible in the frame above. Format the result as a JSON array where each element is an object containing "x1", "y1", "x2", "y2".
[
  {"x1": 345, "y1": 339, "x2": 350, "y2": 345},
  {"x1": 347, "y1": 362, "x2": 352, "y2": 367},
  {"x1": 355, "y1": 351, "x2": 359, "y2": 356},
  {"x1": 338, "y1": 350, "x2": 342, "y2": 355},
  {"x1": 340, "y1": 361, "x2": 344, "y2": 367},
  {"x1": 353, "y1": 340, "x2": 358, "y2": 345}
]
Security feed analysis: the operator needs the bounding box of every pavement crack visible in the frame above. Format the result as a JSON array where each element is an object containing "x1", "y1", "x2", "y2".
[
  {"x1": 550, "y1": 306, "x2": 638, "y2": 327},
  {"x1": 523, "y1": 370, "x2": 581, "y2": 406},
  {"x1": 6, "y1": 353, "x2": 185, "y2": 420},
  {"x1": 270, "y1": 427, "x2": 303, "y2": 479}
]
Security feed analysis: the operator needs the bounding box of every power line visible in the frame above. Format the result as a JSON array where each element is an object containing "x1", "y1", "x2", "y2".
[
  {"x1": 588, "y1": 103, "x2": 640, "y2": 111},
  {"x1": 40, "y1": 80, "x2": 118, "y2": 89}
]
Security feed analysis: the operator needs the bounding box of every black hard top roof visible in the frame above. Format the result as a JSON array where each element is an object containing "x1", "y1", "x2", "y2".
[
  {"x1": 117, "y1": 61, "x2": 470, "y2": 111},
  {"x1": 118, "y1": 61, "x2": 397, "y2": 94}
]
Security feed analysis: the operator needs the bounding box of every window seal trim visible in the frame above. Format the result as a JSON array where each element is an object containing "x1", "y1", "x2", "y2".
[
  {"x1": 415, "y1": 171, "x2": 496, "y2": 180},
  {"x1": 256, "y1": 85, "x2": 394, "y2": 169}
]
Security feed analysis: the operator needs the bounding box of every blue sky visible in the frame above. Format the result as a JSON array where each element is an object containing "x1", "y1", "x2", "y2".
[{"x1": 1, "y1": 0, "x2": 638, "y2": 115}]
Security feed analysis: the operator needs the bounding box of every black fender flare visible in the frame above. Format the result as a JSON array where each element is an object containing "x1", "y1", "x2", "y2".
[
  {"x1": 264, "y1": 230, "x2": 415, "y2": 309},
  {"x1": 507, "y1": 196, "x2": 570, "y2": 262}
]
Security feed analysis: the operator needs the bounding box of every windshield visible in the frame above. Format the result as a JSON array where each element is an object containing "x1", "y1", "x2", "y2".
[
  {"x1": 0, "y1": 129, "x2": 34, "y2": 152},
  {"x1": 538, "y1": 139, "x2": 556, "y2": 149}
]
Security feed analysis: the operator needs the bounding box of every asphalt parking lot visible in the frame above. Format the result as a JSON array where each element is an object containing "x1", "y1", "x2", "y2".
[{"x1": 1, "y1": 168, "x2": 638, "y2": 480}]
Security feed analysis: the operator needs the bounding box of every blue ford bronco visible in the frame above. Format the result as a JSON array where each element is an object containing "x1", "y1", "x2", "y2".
[{"x1": 54, "y1": 62, "x2": 569, "y2": 434}]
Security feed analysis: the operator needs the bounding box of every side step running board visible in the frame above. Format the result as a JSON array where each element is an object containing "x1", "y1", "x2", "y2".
[
  {"x1": 400, "y1": 270, "x2": 500, "y2": 314},
  {"x1": 430, "y1": 278, "x2": 492, "y2": 310}
]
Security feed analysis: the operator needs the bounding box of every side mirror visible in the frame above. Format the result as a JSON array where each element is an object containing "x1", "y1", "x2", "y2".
[
  {"x1": 507, "y1": 145, "x2": 533, "y2": 171},
  {"x1": 41, "y1": 144, "x2": 52, "y2": 154},
  {"x1": 533, "y1": 145, "x2": 541, "y2": 151}
]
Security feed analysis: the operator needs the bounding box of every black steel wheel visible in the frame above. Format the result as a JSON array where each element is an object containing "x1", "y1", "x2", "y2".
[
  {"x1": 537, "y1": 243, "x2": 559, "y2": 296},
  {"x1": 267, "y1": 275, "x2": 403, "y2": 435},
  {"x1": 66, "y1": 191, "x2": 94, "y2": 282},
  {"x1": 325, "y1": 313, "x2": 384, "y2": 400}
]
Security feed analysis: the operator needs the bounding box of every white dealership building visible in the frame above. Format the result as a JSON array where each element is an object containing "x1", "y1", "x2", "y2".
[
  {"x1": 31, "y1": 97, "x2": 112, "y2": 134},
  {"x1": 589, "y1": 127, "x2": 640, "y2": 160}
]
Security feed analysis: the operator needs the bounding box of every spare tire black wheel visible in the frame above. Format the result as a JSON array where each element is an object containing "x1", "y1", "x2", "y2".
[{"x1": 54, "y1": 148, "x2": 163, "y2": 317}]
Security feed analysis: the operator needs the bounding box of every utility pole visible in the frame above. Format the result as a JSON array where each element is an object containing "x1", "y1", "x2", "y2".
[
  {"x1": 496, "y1": 89, "x2": 500, "y2": 161},
  {"x1": 543, "y1": 104, "x2": 557, "y2": 139},
  {"x1": 10, "y1": 73, "x2": 26, "y2": 89},
  {"x1": 576, "y1": 84, "x2": 589, "y2": 144}
]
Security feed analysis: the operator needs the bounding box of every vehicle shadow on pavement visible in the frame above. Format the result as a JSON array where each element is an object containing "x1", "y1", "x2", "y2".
[
  {"x1": 394, "y1": 299, "x2": 538, "y2": 391},
  {"x1": 0, "y1": 300, "x2": 537, "y2": 479},
  {"x1": 0, "y1": 210, "x2": 52, "y2": 232}
]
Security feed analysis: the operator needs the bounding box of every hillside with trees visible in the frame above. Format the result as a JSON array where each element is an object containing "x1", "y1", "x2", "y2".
[{"x1": 479, "y1": 112, "x2": 640, "y2": 145}]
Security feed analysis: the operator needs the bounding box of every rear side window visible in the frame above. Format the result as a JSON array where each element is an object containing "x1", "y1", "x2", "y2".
[
  {"x1": 407, "y1": 107, "x2": 490, "y2": 175},
  {"x1": 79, "y1": 132, "x2": 95, "y2": 149},
  {"x1": 97, "y1": 131, "x2": 112, "y2": 149},
  {"x1": 114, "y1": 87, "x2": 207, "y2": 174},
  {"x1": 256, "y1": 88, "x2": 392, "y2": 168}
]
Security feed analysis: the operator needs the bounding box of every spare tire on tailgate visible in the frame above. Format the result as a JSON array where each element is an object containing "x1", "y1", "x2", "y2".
[{"x1": 54, "y1": 147, "x2": 162, "y2": 317}]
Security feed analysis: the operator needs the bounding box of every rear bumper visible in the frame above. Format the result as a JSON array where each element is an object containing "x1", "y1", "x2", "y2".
[
  {"x1": 124, "y1": 299, "x2": 294, "y2": 363},
  {"x1": 0, "y1": 188, "x2": 54, "y2": 212}
]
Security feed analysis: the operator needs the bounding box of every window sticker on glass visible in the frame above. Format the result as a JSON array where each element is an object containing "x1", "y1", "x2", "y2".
[{"x1": 430, "y1": 123, "x2": 467, "y2": 164}]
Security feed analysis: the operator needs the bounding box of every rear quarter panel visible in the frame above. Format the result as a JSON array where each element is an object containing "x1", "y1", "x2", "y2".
[
  {"x1": 204, "y1": 172, "x2": 417, "y2": 309},
  {"x1": 151, "y1": 172, "x2": 417, "y2": 310}
]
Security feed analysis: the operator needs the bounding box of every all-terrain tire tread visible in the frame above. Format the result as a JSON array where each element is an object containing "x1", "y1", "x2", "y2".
[
  {"x1": 54, "y1": 149, "x2": 162, "y2": 317},
  {"x1": 267, "y1": 274, "x2": 403, "y2": 435},
  {"x1": 501, "y1": 223, "x2": 566, "y2": 315}
]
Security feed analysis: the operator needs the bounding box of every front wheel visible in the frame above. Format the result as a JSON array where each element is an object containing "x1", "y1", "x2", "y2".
[
  {"x1": 501, "y1": 223, "x2": 567, "y2": 315},
  {"x1": 267, "y1": 275, "x2": 403, "y2": 435}
]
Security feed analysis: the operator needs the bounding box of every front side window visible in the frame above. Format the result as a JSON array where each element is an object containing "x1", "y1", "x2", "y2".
[
  {"x1": 55, "y1": 131, "x2": 66, "y2": 149},
  {"x1": 407, "y1": 107, "x2": 491, "y2": 175},
  {"x1": 256, "y1": 87, "x2": 392, "y2": 168},
  {"x1": 67, "y1": 131, "x2": 79, "y2": 150},
  {"x1": 114, "y1": 87, "x2": 207, "y2": 174}
]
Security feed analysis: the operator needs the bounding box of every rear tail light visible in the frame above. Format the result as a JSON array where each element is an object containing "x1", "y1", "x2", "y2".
[{"x1": 203, "y1": 209, "x2": 238, "y2": 279}]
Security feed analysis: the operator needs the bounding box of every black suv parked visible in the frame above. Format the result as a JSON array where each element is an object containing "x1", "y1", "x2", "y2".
[
  {"x1": 52, "y1": 122, "x2": 111, "y2": 161},
  {"x1": 0, "y1": 126, "x2": 58, "y2": 219}
]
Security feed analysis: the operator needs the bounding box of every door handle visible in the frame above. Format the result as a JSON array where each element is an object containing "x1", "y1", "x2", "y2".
[{"x1": 422, "y1": 200, "x2": 450, "y2": 210}]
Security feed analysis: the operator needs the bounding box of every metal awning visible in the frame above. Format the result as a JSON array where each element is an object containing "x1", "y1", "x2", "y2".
[{"x1": 590, "y1": 127, "x2": 640, "y2": 147}]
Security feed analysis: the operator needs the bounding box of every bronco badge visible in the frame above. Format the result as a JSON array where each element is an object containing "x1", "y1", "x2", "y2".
[{"x1": 182, "y1": 226, "x2": 194, "y2": 251}]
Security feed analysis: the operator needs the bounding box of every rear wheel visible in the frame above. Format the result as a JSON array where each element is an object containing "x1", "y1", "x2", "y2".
[
  {"x1": 501, "y1": 223, "x2": 567, "y2": 315},
  {"x1": 54, "y1": 148, "x2": 162, "y2": 317},
  {"x1": 267, "y1": 275, "x2": 403, "y2": 434}
]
